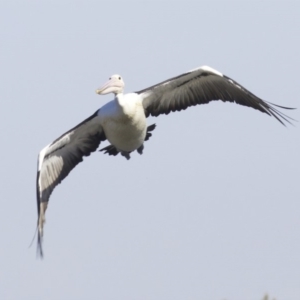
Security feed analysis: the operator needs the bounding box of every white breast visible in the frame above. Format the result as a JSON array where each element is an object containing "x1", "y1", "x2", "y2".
[{"x1": 98, "y1": 93, "x2": 147, "y2": 152}]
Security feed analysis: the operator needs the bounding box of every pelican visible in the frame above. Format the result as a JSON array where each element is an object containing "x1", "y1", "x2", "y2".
[{"x1": 36, "y1": 65, "x2": 293, "y2": 257}]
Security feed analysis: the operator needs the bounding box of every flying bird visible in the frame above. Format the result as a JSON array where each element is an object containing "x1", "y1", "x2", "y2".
[{"x1": 35, "y1": 65, "x2": 293, "y2": 257}]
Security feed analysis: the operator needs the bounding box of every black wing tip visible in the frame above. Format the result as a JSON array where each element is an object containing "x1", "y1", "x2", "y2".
[
  {"x1": 266, "y1": 101, "x2": 297, "y2": 110},
  {"x1": 263, "y1": 101, "x2": 297, "y2": 127},
  {"x1": 29, "y1": 223, "x2": 43, "y2": 259},
  {"x1": 35, "y1": 170, "x2": 44, "y2": 259},
  {"x1": 36, "y1": 231, "x2": 44, "y2": 259}
]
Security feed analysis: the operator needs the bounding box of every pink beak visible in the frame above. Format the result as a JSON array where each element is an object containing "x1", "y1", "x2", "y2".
[{"x1": 96, "y1": 78, "x2": 124, "y2": 95}]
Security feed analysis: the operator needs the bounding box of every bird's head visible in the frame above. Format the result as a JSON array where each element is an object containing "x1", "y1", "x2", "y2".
[{"x1": 96, "y1": 74, "x2": 125, "y2": 95}]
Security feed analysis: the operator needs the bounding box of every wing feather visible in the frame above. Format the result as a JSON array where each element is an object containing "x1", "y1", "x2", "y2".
[
  {"x1": 36, "y1": 111, "x2": 106, "y2": 257},
  {"x1": 138, "y1": 66, "x2": 294, "y2": 125}
]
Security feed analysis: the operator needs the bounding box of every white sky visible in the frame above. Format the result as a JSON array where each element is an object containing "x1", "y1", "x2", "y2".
[{"x1": 0, "y1": 1, "x2": 299, "y2": 300}]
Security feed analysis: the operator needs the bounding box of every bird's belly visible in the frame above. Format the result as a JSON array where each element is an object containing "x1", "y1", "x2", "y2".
[{"x1": 103, "y1": 115, "x2": 147, "y2": 152}]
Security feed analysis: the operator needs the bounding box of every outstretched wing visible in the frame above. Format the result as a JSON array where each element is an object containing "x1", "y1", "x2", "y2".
[
  {"x1": 36, "y1": 110, "x2": 106, "y2": 257},
  {"x1": 138, "y1": 66, "x2": 294, "y2": 125}
]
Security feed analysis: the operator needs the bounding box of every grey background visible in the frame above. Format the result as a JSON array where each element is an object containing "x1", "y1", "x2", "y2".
[{"x1": 0, "y1": 1, "x2": 299, "y2": 299}]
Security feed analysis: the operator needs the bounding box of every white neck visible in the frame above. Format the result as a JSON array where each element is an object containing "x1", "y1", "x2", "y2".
[{"x1": 115, "y1": 93, "x2": 126, "y2": 107}]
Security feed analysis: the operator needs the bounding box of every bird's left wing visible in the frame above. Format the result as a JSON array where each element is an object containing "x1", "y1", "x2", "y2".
[
  {"x1": 36, "y1": 111, "x2": 106, "y2": 257},
  {"x1": 138, "y1": 66, "x2": 293, "y2": 125}
]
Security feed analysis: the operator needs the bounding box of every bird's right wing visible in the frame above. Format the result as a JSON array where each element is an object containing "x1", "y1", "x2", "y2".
[{"x1": 36, "y1": 110, "x2": 106, "y2": 257}]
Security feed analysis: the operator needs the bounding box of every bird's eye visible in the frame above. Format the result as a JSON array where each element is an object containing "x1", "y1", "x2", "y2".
[
  {"x1": 118, "y1": 76, "x2": 121, "y2": 80},
  {"x1": 109, "y1": 77, "x2": 111, "y2": 80}
]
